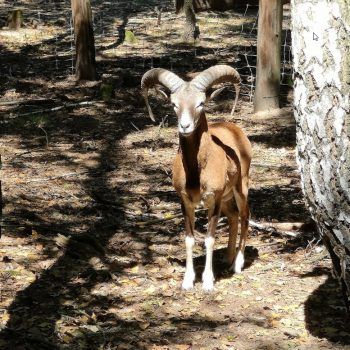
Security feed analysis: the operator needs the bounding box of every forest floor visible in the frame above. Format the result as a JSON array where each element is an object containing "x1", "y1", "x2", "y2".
[{"x1": 0, "y1": 1, "x2": 349, "y2": 350}]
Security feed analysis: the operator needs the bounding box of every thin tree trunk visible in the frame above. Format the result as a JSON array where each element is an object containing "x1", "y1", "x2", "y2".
[
  {"x1": 292, "y1": 0, "x2": 350, "y2": 311},
  {"x1": 71, "y1": 0, "x2": 97, "y2": 81},
  {"x1": 254, "y1": 0, "x2": 283, "y2": 112},
  {"x1": 7, "y1": 9, "x2": 23, "y2": 30},
  {"x1": 182, "y1": 0, "x2": 197, "y2": 41},
  {"x1": 0, "y1": 154, "x2": 2, "y2": 238}
]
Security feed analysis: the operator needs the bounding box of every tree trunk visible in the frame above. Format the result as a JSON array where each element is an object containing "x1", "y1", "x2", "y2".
[
  {"x1": 7, "y1": 9, "x2": 23, "y2": 30},
  {"x1": 254, "y1": 0, "x2": 283, "y2": 112},
  {"x1": 0, "y1": 154, "x2": 2, "y2": 238},
  {"x1": 176, "y1": 0, "x2": 196, "y2": 41},
  {"x1": 71, "y1": 0, "x2": 97, "y2": 81},
  {"x1": 291, "y1": 0, "x2": 350, "y2": 311}
]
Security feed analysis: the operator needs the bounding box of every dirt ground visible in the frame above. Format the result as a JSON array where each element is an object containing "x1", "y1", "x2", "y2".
[{"x1": 0, "y1": 1, "x2": 349, "y2": 350}]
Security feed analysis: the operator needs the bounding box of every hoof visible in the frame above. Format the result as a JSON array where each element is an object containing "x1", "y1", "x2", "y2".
[
  {"x1": 202, "y1": 271, "x2": 214, "y2": 292},
  {"x1": 182, "y1": 272, "x2": 195, "y2": 290},
  {"x1": 202, "y1": 280, "x2": 214, "y2": 292},
  {"x1": 182, "y1": 280, "x2": 194, "y2": 290}
]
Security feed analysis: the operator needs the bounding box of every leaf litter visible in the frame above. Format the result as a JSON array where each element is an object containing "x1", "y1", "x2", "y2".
[{"x1": 0, "y1": 1, "x2": 349, "y2": 349}]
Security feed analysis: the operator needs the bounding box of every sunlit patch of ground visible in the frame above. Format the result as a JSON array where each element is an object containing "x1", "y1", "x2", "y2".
[
  {"x1": 0, "y1": 26, "x2": 65, "y2": 52},
  {"x1": 0, "y1": 2, "x2": 349, "y2": 349}
]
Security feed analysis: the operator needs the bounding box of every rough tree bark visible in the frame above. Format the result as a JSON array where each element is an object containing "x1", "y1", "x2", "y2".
[
  {"x1": 7, "y1": 9, "x2": 23, "y2": 30},
  {"x1": 180, "y1": 0, "x2": 197, "y2": 41},
  {"x1": 292, "y1": 0, "x2": 350, "y2": 310},
  {"x1": 71, "y1": 0, "x2": 97, "y2": 80},
  {"x1": 253, "y1": 0, "x2": 283, "y2": 112}
]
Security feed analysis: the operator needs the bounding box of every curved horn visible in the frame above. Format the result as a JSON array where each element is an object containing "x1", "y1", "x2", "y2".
[
  {"x1": 191, "y1": 65, "x2": 241, "y2": 116},
  {"x1": 141, "y1": 68, "x2": 184, "y2": 121}
]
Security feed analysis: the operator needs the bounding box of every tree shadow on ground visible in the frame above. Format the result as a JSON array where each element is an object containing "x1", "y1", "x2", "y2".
[
  {"x1": 0, "y1": 119, "x2": 186, "y2": 349},
  {"x1": 0, "y1": 118, "x2": 134, "y2": 349},
  {"x1": 0, "y1": 3, "x2": 331, "y2": 349},
  {"x1": 250, "y1": 185, "x2": 309, "y2": 223},
  {"x1": 302, "y1": 267, "x2": 350, "y2": 345},
  {"x1": 248, "y1": 124, "x2": 295, "y2": 148}
]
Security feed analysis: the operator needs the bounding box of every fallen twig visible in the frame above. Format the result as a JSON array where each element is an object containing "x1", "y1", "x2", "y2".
[
  {"x1": 307, "y1": 249, "x2": 328, "y2": 264},
  {"x1": 133, "y1": 212, "x2": 183, "y2": 226},
  {"x1": 131, "y1": 190, "x2": 175, "y2": 196},
  {"x1": 130, "y1": 122, "x2": 140, "y2": 131},
  {"x1": 39, "y1": 126, "x2": 49, "y2": 147},
  {"x1": 0, "y1": 98, "x2": 56, "y2": 106},
  {"x1": 254, "y1": 241, "x2": 286, "y2": 248},
  {"x1": 11, "y1": 101, "x2": 97, "y2": 118},
  {"x1": 1, "y1": 219, "x2": 83, "y2": 237},
  {"x1": 133, "y1": 208, "x2": 207, "y2": 227},
  {"x1": 131, "y1": 207, "x2": 307, "y2": 237},
  {"x1": 26, "y1": 171, "x2": 89, "y2": 183},
  {"x1": 90, "y1": 191, "x2": 137, "y2": 212},
  {"x1": 249, "y1": 220, "x2": 300, "y2": 237}
]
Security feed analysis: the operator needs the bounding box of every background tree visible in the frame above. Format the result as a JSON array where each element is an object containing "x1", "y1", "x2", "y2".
[
  {"x1": 175, "y1": 0, "x2": 261, "y2": 41},
  {"x1": 176, "y1": 0, "x2": 197, "y2": 41},
  {"x1": 7, "y1": 9, "x2": 23, "y2": 30},
  {"x1": 71, "y1": 0, "x2": 97, "y2": 80},
  {"x1": 253, "y1": 0, "x2": 283, "y2": 112},
  {"x1": 291, "y1": 0, "x2": 350, "y2": 310}
]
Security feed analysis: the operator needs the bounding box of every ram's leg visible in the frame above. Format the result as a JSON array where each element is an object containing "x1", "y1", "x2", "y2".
[
  {"x1": 181, "y1": 197, "x2": 196, "y2": 290},
  {"x1": 221, "y1": 200, "x2": 239, "y2": 267},
  {"x1": 202, "y1": 193, "x2": 221, "y2": 291},
  {"x1": 232, "y1": 182, "x2": 249, "y2": 274}
]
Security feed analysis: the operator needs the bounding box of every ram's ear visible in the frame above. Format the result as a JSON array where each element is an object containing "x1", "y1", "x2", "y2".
[
  {"x1": 207, "y1": 86, "x2": 226, "y2": 101},
  {"x1": 155, "y1": 87, "x2": 170, "y2": 100}
]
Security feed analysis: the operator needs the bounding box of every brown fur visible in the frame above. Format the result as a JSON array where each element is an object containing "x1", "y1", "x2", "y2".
[
  {"x1": 141, "y1": 65, "x2": 252, "y2": 289},
  {"x1": 172, "y1": 111, "x2": 252, "y2": 269}
]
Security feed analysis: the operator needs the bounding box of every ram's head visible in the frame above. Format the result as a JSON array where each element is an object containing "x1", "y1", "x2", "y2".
[{"x1": 141, "y1": 65, "x2": 241, "y2": 136}]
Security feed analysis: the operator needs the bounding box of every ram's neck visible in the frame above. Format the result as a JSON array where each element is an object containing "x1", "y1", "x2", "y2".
[{"x1": 179, "y1": 114, "x2": 209, "y2": 188}]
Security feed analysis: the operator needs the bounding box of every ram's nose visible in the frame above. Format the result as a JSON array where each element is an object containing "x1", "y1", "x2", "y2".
[
  {"x1": 179, "y1": 111, "x2": 195, "y2": 135},
  {"x1": 180, "y1": 122, "x2": 191, "y2": 131},
  {"x1": 179, "y1": 122, "x2": 194, "y2": 136}
]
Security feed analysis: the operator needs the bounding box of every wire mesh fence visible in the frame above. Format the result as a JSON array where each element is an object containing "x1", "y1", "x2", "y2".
[{"x1": 0, "y1": 1, "x2": 293, "y2": 102}]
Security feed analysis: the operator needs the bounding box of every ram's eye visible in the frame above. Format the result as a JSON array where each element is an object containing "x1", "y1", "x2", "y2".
[{"x1": 197, "y1": 102, "x2": 205, "y2": 108}]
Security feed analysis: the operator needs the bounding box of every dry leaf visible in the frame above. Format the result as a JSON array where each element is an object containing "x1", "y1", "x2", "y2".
[
  {"x1": 174, "y1": 345, "x2": 190, "y2": 350},
  {"x1": 54, "y1": 234, "x2": 70, "y2": 248},
  {"x1": 143, "y1": 285, "x2": 157, "y2": 296},
  {"x1": 241, "y1": 290, "x2": 252, "y2": 296},
  {"x1": 131, "y1": 265, "x2": 139, "y2": 273},
  {"x1": 139, "y1": 322, "x2": 151, "y2": 330},
  {"x1": 269, "y1": 319, "x2": 280, "y2": 328},
  {"x1": 82, "y1": 325, "x2": 99, "y2": 333},
  {"x1": 0, "y1": 312, "x2": 10, "y2": 324},
  {"x1": 31, "y1": 229, "x2": 40, "y2": 239},
  {"x1": 61, "y1": 334, "x2": 72, "y2": 343}
]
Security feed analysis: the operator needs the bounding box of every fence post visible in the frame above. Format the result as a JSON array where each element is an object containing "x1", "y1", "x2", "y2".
[
  {"x1": 254, "y1": 0, "x2": 283, "y2": 112},
  {"x1": 0, "y1": 152, "x2": 2, "y2": 238}
]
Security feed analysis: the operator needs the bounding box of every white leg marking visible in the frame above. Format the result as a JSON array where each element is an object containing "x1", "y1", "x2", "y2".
[
  {"x1": 234, "y1": 250, "x2": 245, "y2": 274},
  {"x1": 182, "y1": 236, "x2": 195, "y2": 290},
  {"x1": 202, "y1": 236, "x2": 215, "y2": 291}
]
